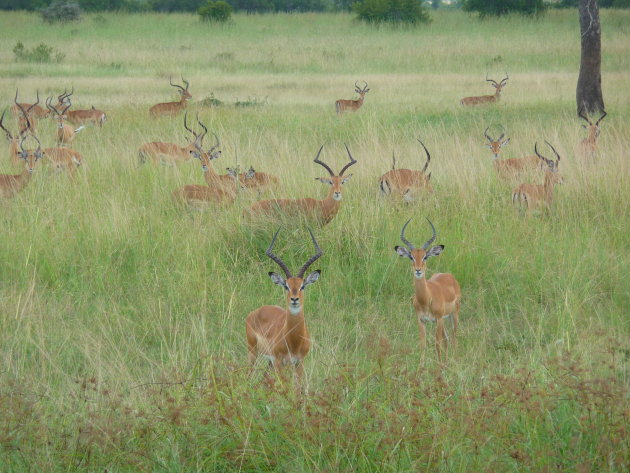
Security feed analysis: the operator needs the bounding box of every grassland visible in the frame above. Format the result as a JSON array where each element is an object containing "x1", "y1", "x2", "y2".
[{"x1": 0, "y1": 9, "x2": 628, "y2": 472}]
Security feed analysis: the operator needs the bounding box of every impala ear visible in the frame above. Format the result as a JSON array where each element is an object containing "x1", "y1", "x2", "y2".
[
  {"x1": 301, "y1": 270, "x2": 321, "y2": 289},
  {"x1": 423, "y1": 245, "x2": 444, "y2": 260},
  {"x1": 341, "y1": 174, "x2": 353, "y2": 184},
  {"x1": 501, "y1": 138, "x2": 510, "y2": 146},
  {"x1": 316, "y1": 177, "x2": 333, "y2": 185},
  {"x1": 395, "y1": 246, "x2": 412, "y2": 259},
  {"x1": 269, "y1": 272, "x2": 288, "y2": 290}
]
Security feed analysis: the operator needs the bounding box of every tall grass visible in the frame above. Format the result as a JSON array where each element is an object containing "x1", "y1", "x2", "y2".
[{"x1": 0, "y1": 10, "x2": 628, "y2": 472}]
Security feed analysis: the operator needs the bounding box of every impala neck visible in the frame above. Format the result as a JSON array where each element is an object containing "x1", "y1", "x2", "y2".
[
  {"x1": 494, "y1": 88, "x2": 502, "y2": 100},
  {"x1": 543, "y1": 171, "x2": 555, "y2": 206},
  {"x1": 319, "y1": 185, "x2": 342, "y2": 224},
  {"x1": 413, "y1": 276, "x2": 431, "y2": 304},
  {"x1": 284, "y1": 305, "x2": 307, "y2": 350}
]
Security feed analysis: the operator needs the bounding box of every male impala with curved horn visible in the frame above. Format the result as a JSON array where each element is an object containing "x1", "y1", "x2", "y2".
[
  {"x1": 246, "y1": 145, "x2": 357, "y2": 226},
  {"x1": 0, "y1": 135, "x2": 43, "y2": 199},
  {"x1": 335, "y1": 81, "x2": 369, "y2": 115},
  {"x1": 379, "y1": 138, "x2": 433, "y2": 201},
  {"x1": 395, "y1": 218, "x2": 461, "y2": 363},
  {"x1": 11, "y1": 90, "x2": 50, "y2": 120},
  {"x1": 512, "y1": 141, "x2": 564, "y2": 214},
  {"x1": 578, "y1": 107, "x2": 606, "y2": 157},
  {"x1": 460, "y1": 73, "x2": 508, "y2": 106},
  {"x1": 149, "y1": 76, "x2": 192, "y2": 117},
  {"x1": 14, "y1": 90, "x2": 41, "y2": 134},
  {"x1": 483, "y1": 127, "x2": 541, "y2": 181},
  {"x1": 46, "y1": 95, "x2": 85, "y2": 145},
  {"x1": 246, "y1": 228, "x2": 322, "y2": 390}
]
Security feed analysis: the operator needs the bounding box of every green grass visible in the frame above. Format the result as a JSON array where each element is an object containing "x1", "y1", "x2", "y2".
[{"x1": 0, "y1": 10, "x2": 628, "y2": 472}]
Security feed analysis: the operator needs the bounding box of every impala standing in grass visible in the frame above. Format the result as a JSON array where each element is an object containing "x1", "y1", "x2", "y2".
[
  {"x1": 149, "y1": 76, "x2": 192, "y2": 118},
  {"x1": 335, "y1": 81, "x2": 369, "y2": 115},
  {"x1": 46, "y1": 95, "x2": 85, "y2": 146},
  {"x1": 246, "y1": 145, "x2": 357, "y2": 226},
  {"x1": 379, "y1": 138, "x2": 433, "y2": 201},
  {"x1": 512, "y1": 141, "x2": 564, "y2": 214},
  {"x1": 460, "y1": 74, "x2": 508, "y2": 106},
  {"x1": 395, "y1": 218, "x2": 461, "y2": 363},
  {"x1": 483, "y1": 127, "x2": 541, "y2": 181},
  {"x1": 246, "y1": 228, "x2": 322, "y2": 392},
  {"x1": 578, "y1": 107, "x2": 606, "y2": 157}
]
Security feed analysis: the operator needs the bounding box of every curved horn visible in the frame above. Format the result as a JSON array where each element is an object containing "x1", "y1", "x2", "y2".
[
  {"x1": 392, "y1": 151, "x2": 396, "y2": 170},
  {"x1": 354, "y1": 80, "x2": 360, "y2": 90},
  {"x1": 499, "y1": 73, "x2": 509, "y2": 85},
  {"x1": 266, "y1": 228, "x2": 292, "y2": 279},
  {"x1": 46, "y1": 95, "x2": 58, "y2": 115},
  {"x1": 183, "y1": 111, "x2": 197, "y2": 139},
  {"x1": 421, "y1": 218, "x2": 437, "y2": 251},
  {"x1": 534, "y1": 142, "x2": 553, "y2": 168},
  {"x1": 313, "y1": 145, "x2": 334, "y2": 176},
  {"x1": 0, "y1": 110, "x2": 13, "y2": 140},
  {"x1": 400, "y1": 218, "x2": 415, "y2": 251},
  {"x1": 544, "y1": 140, "x2": 560, "y2": 165},
  {"x1": 417, "y1": 139, "x2": 430, "y2": 174},
  {"x1": 339, "y1": 144, "x2": 357, "y2": 176},
  {"x1": 181, "y1": 75, "x2": 190, "y2": 91},
  {"x1": 595, "y1": 111, "x2": 607, "y2": 126},
  {"x1": 484, "y1": 127, "x2": 494, "y2": 142},
  {"x1": 19, "y1": 135, "x2": 28, "y2": 153},
  {"x1": 26, "y1": 90, "x2": 40, "y2": 114},
  {"x1": 196, "y1": 118, "x2": 208, "y2": 146},
  {"x1": 297, "y1": 228, "x2": 323, "y2": 278},
  {"x1": 578, "y1": 106, "x2": 592, "y2": 125},
  {"x1": 170, "y1": 76, "x2": 185, "y2": 92},
  {"x1": 30, "y1": 133, "x2": 42, "y2": 151},
  {"x1": 14, "y1": 90, "x2": 30, "y2": 120},
  {"x1": 61, "y1": 96, "x2": 72, "y2": 115},
  {"x1": 485, "y1": 73, "x2": 498, "y2": 86},
  {"x1": 209, "y1": 132, "x2": 220, "y2": 153}
]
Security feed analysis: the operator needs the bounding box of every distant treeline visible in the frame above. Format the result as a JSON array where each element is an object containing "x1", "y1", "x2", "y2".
[{"x1": 0, "y1": 0, "x2": 355, "y2": 13}]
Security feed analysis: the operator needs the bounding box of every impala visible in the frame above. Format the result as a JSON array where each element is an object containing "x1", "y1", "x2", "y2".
[
  {"x1": 246, "y1": 145, "x2": 357, "y2": 226},
  {"x1": 512, "y1": 141, "x2": 564, "y2": 214},
  {"x1": 460, "y1": 73, "x2": 508, "y2": 106},
  {"x1": 149, "y1": 76, "x2": 192, "y2": 117},
  {"x1": 335, "y1": 81, "x2": 369, "y2": 115},
  {"x1": 379, "y1": 138, "x2": 433, "y2": 201},
  {"x1": 11, "y1": 90, "x2": 50, "y2": 120},
  {"x1": 226, "y1": 166, "x2": 280, "y2": 191},
  {"x1": 395, "y1": 218, "x2": 461, "y2": 363},
  {"x1": 41, "y1": 146, "x2": 84, "y2": 178},
  {"x1": 483, "y1": 127, "x2": 541, "y2": 181},
  {"x1": 0, "y1": 110, "x2": 26, "y2": 167},
  {"x1": 246, "y1": 228, "x2": 322, "y2": 391},
  {"x1": 13, "y1": 90, "x2": 41, "y2": 134},
  {"x1": 67, "y1": 105, "x2": 107, "y2": 128},
  {"x1": 578, "y1": 107, "x2": 606, "y2": 157},
  {"x1": 46, "y1": 95, "x2": 85, "y2": 145},
  {"x1": 0, "y1": 135, "x2": 43, "y2": 199}
]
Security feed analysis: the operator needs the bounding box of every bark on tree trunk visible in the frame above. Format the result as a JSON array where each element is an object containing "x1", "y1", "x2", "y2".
[{"x1": 577, "y1": 0, "x2": 605, "y2": 114}]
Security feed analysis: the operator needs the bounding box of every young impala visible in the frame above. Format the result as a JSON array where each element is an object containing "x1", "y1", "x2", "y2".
[
  {"x1": 483, "y1": 127, "x2": 541, "y2": 181},
  {"x1": 246, "y1": 228, "x2": 322, "y2": 391},
  {"x1": 460, "y1": 73, "x2": 508, "y2": 106},
  {"x1": 578, "y1": 107, "x2": 606, "y2": 157},
  {"x1": 0, "y1": 110, "x2": 26, "y2": 167},
  {"x1": 46, "y1": 95, "x2": 85, "y2": 145},
  {"x1": 395, "y1": 218, "x2": 461, "y2": 363},
  {"x1": 335, "y1": 81, "x2": 369, "y2": 115},
  {"x1": 246, "y1": 145, "x2": 357, "y2": 226},
  {"x1": 226, "y1": 166, "x2": 280, "y2": 193},
  {"x1": 512, "y1": 141, "x2": 564, "y2": 214},
  {"x1": 379, "y1": 138, "x2": 433, "y2": 201},
  {"x1": 0, "y1": 135, "x2": 43, "y2": 199},
  {"x1": 149, "y1": 76, "x2": 192, "y2": 117}
]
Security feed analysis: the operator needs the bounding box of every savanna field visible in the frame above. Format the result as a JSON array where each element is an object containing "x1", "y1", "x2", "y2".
[{"x1": 0, "y1": 9, "x2": 629, "y2": 472}]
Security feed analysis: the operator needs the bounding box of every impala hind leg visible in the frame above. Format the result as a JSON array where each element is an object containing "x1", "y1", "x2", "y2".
[{"x1": 452, "y1": 301, "x2": 460, "y2": 351}]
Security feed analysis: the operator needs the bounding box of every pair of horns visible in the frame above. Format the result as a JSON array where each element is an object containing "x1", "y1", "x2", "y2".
[
  {"x1": 266, "y1": 228, "x2": 322, "y2": 279},
  {"x1": 486, "y1": 73, "x2": 509, "y2": 86},
  {"x1": 484, "y1": 125, "x2": 506, "y2": 143},
  {"x1": 578, "y1": 107, "x2": 607, "y2": 126},
  {"x1": 534, "y1": 141, "x2": 560, "y2": 168},
  {"x1": 170, "y1": 75, "x2": 190, "y2": 92},
  {"x1": 313, "y1": 144, "x2": 357, "y2": 177},
  {"x1": 391, "y1": 138, "x2": 431, "y2": 173},
  {"x1": 183, "y1": 112, "x2": 219, "y2": 151},
  {"x1": 399, "y1": 217, "x2": 437, "y2": 251}
]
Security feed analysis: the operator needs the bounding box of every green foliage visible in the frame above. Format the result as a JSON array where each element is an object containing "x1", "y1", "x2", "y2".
[
  {"x1": 463, "y1": 0, "x2": 546, "y2": 17},
  {"x1": 353, "y1": 0, "x2": 432, "y2": 24},
  {"x1": 199, "y1": 93, "x2": 224, "y2": 107},
  {"x1": 13, "y1": 41, "x2": 65, "y2": 62},
  {"x1": 556, "y1": 0, "x2": 630, "y2": 7},
  {"x1": 41, "y1": 0, "x2": 82, "y2": 22},
  {"x1": 198, "y1": 0, "x2": 232, "y2": 21}
]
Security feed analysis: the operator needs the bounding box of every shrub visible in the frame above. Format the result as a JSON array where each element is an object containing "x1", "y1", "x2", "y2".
[
  {"x1": 462, "y1": 0, "x2": 546, "y2": 18},
  {"x1": 198, "y1": 0, "x2": 233, "y2": 22},
  {"x1": 13, "y1": 41, "x2": 65, "y2": 63},
  {"x1": 353, "y1": 0, "x2": 432, "y2": 25},
  {"x1": 41, "y1": 0, "x2": 83, "y2": 23}
]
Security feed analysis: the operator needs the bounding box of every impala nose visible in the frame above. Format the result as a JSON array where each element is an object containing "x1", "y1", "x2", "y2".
[{"x1": 333, "y1": 192, "x2": 342, "y2": 201}]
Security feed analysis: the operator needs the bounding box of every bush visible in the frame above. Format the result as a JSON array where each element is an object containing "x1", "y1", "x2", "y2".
[
  {"x1": 41, "y1": 0, "x2": 82, "y2": 23},
  {"x1": 353, "y1": 0, "x2": 432, "y2": 25},
  {"x1": 13, "y1": 41, "x2": 65, "y2": 63},
  {"x1": 198, "y1": 0, "x2": 232, "y2": 21},
  {"x1": 462, "y1": 0, "x2": 546, "y2": 17}
]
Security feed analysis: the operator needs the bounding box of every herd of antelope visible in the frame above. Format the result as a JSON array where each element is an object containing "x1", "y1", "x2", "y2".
[{"x1": 1, "y1": 73, "x2": 608, "y2": 390}]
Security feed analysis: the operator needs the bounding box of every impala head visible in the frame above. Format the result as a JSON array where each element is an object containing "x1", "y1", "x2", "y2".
[
  {"x1": 484, "y1": 126, "x2": 510, "y2": 158},
  {"x1": 578, "y1": 107, "x2": 606, "y2": 139},
  {"x1": 354, "y1": 80, "x2": 370, "y2": 97},
  {"x1": 486, "y1": 73, "x2": 509, "y2": 94},
  {"x1": 14, "y1": 89, "x2": 39, "y2": 133},
  {"x1": 395, "y1": 218, "x2": 444, "y2": 280},
  {"x1": 184, "y1": 113, "x2": 221, "y2": 168},
  {"x1": 18, "y1": 134, "x2": 44, "y2": 173},
  {"x1": 314, "y1": 144, "x2": 357, "y2": 201},
  {"x1": 171, "y1": 75, "x2": 192, "y2": 100},
  {"x1": 535, "y1": 141, "x2": 564, "y2": 184},
  {"x1": 46, "y1": 94, "x2": 71, "y2": 127},
  {"x1": 266, "y1": 228, "x2": 322, "y2": 315}
]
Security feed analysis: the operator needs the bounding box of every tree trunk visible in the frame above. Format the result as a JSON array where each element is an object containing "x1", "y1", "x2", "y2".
[{"x1": 577, "y1": 0, "x2": 605, "y2": 114}]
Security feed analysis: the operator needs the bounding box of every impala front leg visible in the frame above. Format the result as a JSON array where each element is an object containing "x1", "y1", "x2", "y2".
[
  {"x1": 436, "y1": 317, "x2": 448, "y2": 364},
  {"x1": 416, "y1": 311, "x2": 427, "y2": 353}
]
